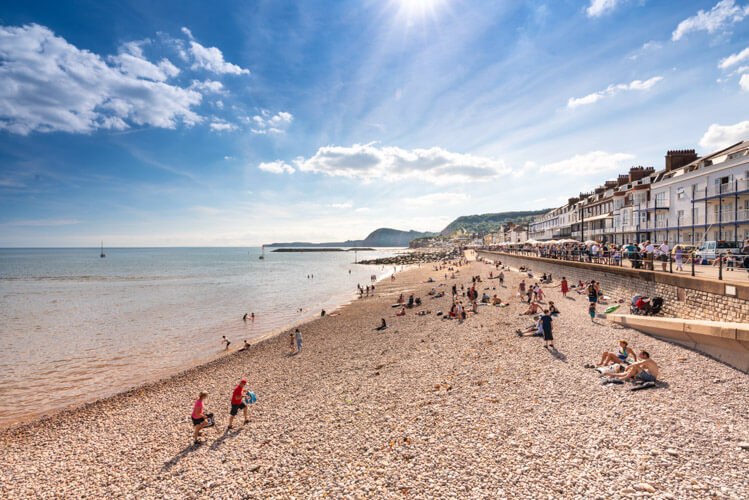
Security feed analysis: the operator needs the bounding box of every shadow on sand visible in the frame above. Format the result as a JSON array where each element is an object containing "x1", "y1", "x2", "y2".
[
  {"x1": 209, "y1": 427, "x2": 243, "y2": 451},
  {"x1": 547, "y1": 348, "x2": 567, "y2": 362},
  {"x1": 162, "y1": 442, "x2": 202, "y2": 472}
]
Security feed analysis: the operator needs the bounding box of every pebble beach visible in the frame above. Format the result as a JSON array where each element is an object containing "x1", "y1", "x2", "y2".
[{"x1": 2, "y1": 256, "x2": 748, "y2": 499}]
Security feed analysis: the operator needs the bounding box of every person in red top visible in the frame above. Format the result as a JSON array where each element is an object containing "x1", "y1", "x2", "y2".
[{"x1": 227, "y1": 379, "x2": 249, "y2": 430}]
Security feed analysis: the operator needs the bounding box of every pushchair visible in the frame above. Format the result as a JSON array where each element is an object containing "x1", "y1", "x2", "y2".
[
  {"x1": 630, "y1": 295, "x2": 663, "y2": 316},
  {"x1": 646, "y1": 297, "x2": 663, "y2": 316}
]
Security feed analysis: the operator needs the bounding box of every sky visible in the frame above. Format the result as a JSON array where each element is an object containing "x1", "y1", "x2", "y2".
[{"x1": 1, "y1": 0, "x2": 749, "y2": 247}]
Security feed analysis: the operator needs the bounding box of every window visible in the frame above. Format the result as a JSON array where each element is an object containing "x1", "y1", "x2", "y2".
[
  {"x1": 677, "y1": 210, "x2": 685, "y2": 225},
  {"x1": 655, "y1": 192, "x2": 666, "y2": 205},
  {"x1": 677, "y1": 187, "x2": 685, "y2": 199}
]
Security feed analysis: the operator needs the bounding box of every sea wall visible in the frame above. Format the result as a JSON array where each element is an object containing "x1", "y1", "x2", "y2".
[{"x1": 478, "y1": 251, "x2": 749, "y2": 323}]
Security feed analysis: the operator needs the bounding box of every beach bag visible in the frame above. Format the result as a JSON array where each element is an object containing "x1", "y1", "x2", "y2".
[
  {"x1": 244, "y1": 392, "x2": 257, "y2": 405},
  {"x1": 204, "y1": 412, "x2": 215, "y2": 427}
]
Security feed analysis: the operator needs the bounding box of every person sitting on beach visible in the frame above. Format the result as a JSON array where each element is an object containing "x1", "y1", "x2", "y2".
[
  {"x1": 227, "y1": 379, "x2": 250, "y2": 430},
  {"x1": 238, "y1": 340, "x2": 251, "y2": 351},
  {"x1": 396, "y1": 307, "x2": 406, "y2": 317},
  {"x1": 407, "y1": 294, "x2": 415, "y2": 308},
  {"x1": 191, "y1": 391, "x2": 210, "y2": 444},
  {"x1": 548, "y1": 301, "x2": 559, "y2": 316},
  {"x1": 603, "y1": 351, "x2": 658, "y2": 383},
  {"x1": 398, "y1": 293, "x2": 405, "y2": 304},
  {"x1": 415, "y1": 297, "x2": 422, "y2": 306},
  {"x1": 481, "y1": 293, "x2": 490, "y2": 303},
  {"x1": 522, "y1": 302, "x2": 541, "y2": 315},
  {"x1": 428, "y1": 288, "x2": 436, "y2": 295},
  {"x1": 222, "y1": 336, "x2": 231, "y2": 350},
  {"x1": 598, "y1": 340, "x2": 637, "y2": 367},
  {"x1": 375, "y1": 318, "x2": 387, "y2": 331}
]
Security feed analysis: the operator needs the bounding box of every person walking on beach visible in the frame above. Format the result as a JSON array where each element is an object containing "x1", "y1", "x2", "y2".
[
  {"x1": 227, "y1": 379, "x2": 249, "y2": 430},
  {"x1": 192, "y1": 391, "x2": 210, "y2": 444},
  {"x1": 222, "y1": 336, "x2": 231, "y2": 350},
  {"x1": 499, "y1": 271, "x2": 504, "y2": 285},
  {"x1": 294, "y1": 328, "x2": 303, "y2": 354},
  {"x1": 560, "y1": 277, "x2": 568, "y2": 298},
  {"x1": 540, "y1": 309, "x2": 554, "y2": 349},
  {"x1": 588, "y1": 301, "x2": 596, "y2": 322}
]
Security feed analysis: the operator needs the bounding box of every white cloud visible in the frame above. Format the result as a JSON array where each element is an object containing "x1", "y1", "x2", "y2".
[
  {"x1": 189, "y1": 40, "x2": 249, "y2": 75},
  {"x1": 249, "y1": 110, "x2": 293, "y2": 134},
  {"x1": 0, "y1": 23, "x2": 203, "y2": 135},
  {"x1": 258, "y1": 160, "x2": 295, "y2": 174},
  {"x1": 718, "y1": 46, "x2": 749, "y2": 68},
  {"x1": 700, "y1": 120, "x2": 749, "y2": 149},
  {"x1": 404, "y1": 192, "x2": 471, "y2": 207},
  {"x1": 539, "y1": 151, "x2": 636, "y2": 176},
  {"x1": 567, "y1": 76, "x2": 663, "y2": 108},
  {"x1": 190, "y1": 79, "x2": 224, "y2": 93},
  {"x1": 109, "y1": 41, "x2": 181, "y2": 82},
  {"x1": 586, "y1": 0, "x2": 621, "y2": 18},
  {"x1": 223, "y1": 155, "x2": 233, "y2": 160},
  {"x1": 672, "y1": 0, "x2": 749, "y2": 41},
  {"x1": 291, "y1": 143, "x2": 511, "y2": 185},
  {"x1": 741, "y1": 73, "x2": 749, "y2": 90},
  {"x1": 354, "y1": 207, "x2": 371, "y2": 213},
  {"x1": 209, "y1": 121, "x2": 236, "y2": 132},
  {"x1": 330, "y1": 201, "x2": 353, "y2": 209},
  {"x1": 181, "y1": 27, "x2": 194, "y2": 40}
]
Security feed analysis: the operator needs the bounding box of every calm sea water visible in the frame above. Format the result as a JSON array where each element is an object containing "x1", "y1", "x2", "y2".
[{"x1": 0, "y1": 247, "x2": 398, "y2": 426}]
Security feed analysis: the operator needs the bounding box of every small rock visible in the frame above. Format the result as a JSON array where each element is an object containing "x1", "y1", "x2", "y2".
[
  {"x1": 738, "y1": 442, "x2": 749, "y2": 450},
  {"x1": 635, "y1": 483, "x2": 656, "y2": 493}
]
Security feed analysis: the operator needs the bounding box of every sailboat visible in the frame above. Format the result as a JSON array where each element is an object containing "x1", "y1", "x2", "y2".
[
  {"x1": 100, "y1": 241, "x2": 106, "y2": 258},
  {"x1": 259, "y1": 245, "x2": 265, "y2": 260}
]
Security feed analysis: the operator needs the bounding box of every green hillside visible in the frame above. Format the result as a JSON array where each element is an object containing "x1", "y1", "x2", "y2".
[{"x1": 440, "y1": 210, "x2": 549, "y2": 236}]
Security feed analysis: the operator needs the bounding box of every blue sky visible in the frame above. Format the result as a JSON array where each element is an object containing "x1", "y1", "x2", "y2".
[{"x1": 1, "y1": 0, "x2": 749, "y2": 246}]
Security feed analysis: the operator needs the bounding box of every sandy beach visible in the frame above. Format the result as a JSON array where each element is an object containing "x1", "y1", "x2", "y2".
[{"x1": 2, "y1": 255, "x2": 748, "y2": 499}]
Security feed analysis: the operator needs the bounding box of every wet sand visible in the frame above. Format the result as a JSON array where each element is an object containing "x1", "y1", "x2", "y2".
[{"x1": 2, "y1": 257, "x2": 747, "y2": 499}]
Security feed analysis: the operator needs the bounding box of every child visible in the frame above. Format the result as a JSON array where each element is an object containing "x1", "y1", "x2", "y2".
[
  {"x1": 540, "y1": 309, "x2": 554, "y2": 349},
  {"x1": 222, "y1": 336, "x2": 230, "y2": 350},
  {"x1": 560, "y1": 277, "x2": 568, "y2": 298},
  {"x1": 588, "y1": 301, "x2": 596, "y2": 322},
  {"x1": 191, "y1": 391, "x2": 210, "y2": 444}
]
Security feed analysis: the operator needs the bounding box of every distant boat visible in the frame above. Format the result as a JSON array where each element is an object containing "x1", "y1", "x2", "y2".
[
  {"x1": 100, "y1": 241, "x2": 106, "y2": 259},
  {"x1": 259, "y1": 245, "x2": 265, "y2": 260}
]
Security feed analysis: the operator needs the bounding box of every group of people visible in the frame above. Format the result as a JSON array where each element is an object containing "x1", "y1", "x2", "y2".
[
  {"x1": 596, "y1": 339, "x2": 659, "y2": 384},
  {"x1": 191, "y1": 379, "x2": 256, "y2": 444},
  {"x1": 357, "y1": 283, "x2": 375, "y2": 297}
]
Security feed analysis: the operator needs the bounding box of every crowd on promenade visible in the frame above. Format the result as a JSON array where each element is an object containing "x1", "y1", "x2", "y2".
[{"x1": 483, "y1": 238, "x2": 749, "y2": 275}]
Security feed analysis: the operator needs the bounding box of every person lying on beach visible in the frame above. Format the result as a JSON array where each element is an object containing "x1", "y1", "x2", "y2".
[
  {"x1": 222, "y1": 336, "x2": 231, "y2": 350},
  {"x1": 598, "y1": 340, "x2": 637, "y2": 366},
  {"x1": 191, "y1": 391, "x2": 210, "y2": 444},
  {"x1": 522, "y1": 302, "x2": 541, "y2": 315},
  {"x1": 395, "y1": 307, "x2": 406, "y2": 317},
  {"x1": 428, "y1": 288, "x2": 436, "y2": 295},
  {"x1": 433, "y1": 291, "x2": 445, "y2": 299},
  {"x1": 227, "y1": 379, "x2": 250, "y2": 430},
  {"x1": 603, "y1": 351, "x2": 658, "y2": 383},
  {"x1": 239, "y1": 340, "x2": 251, "y2": 351},
  {"x1": 375, "y1": 318, "x2": 387, "y2": 331},
  {"x1": 516, "y1": 320, "x2": 543, "y2": 337}
]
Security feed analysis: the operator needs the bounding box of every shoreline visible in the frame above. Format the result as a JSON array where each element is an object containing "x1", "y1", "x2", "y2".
[
  {"x1": 3, "y1": 256, "x2": 747, "y2": 498},
  {"x1": 0, "y1": 262, "x2": 403, "y2": 430}
]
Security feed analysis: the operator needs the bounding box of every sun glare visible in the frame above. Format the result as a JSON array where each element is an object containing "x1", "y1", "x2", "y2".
[{"x1": 393, "y1": 0, "x2": 447, "y2": 22}]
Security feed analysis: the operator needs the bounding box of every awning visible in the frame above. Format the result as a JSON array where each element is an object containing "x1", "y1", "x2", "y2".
[{"x1": 582, "y1": 212, "x2": 612, "y2": 223}]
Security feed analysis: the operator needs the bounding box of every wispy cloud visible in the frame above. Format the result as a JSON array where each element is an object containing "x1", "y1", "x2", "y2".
[
  {"x1": 289, "y1": 143, "x2": 510, "y2": 185},
  {"x1": 248, "y1": 111, "x2": 293, "y2": 134},
  {"x1": 209, "y1": 120, "x2": 237, "y2": 132},
  {"x1": 329, "y1": 201, "x2": 353, "y2": 209},
  {"x1": 586, "y1": 0, "x2": 622, "y2": 18},
  {"x1": 672, "y1": 0, "x2": 749, "y2": 41},
  {"x1": 719, "y1": 46, "x2": 749, "y2": 68},
  {"x1": 567, "y1": 76, "x2": 663, "y2": 108},
  {"x1": 187, "y1": 39, "x2": 249, "y2": 75},
  {"x1": 539, "y1": 151, "x2": 636, "y2": 176},
  {"x1": 3, "y1": 219, "x2": 81, "y2": 227}
]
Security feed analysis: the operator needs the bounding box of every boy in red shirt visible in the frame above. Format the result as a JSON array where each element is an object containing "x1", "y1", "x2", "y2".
[{"x1": 227, "y1": 379, "x2": 249, "y2": 430}]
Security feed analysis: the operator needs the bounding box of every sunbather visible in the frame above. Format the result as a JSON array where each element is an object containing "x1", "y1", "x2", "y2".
[
  {"x1": 522, "y1": 302, "x2": 541, "y2": 315},
  {"x1": 603, "y1": 351, "x2": 658, "y2": 382},
  {"x1": 597, "y1": 339, "x2": 637, "y2": 366}
]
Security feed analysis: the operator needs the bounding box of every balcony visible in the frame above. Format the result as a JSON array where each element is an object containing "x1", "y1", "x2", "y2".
[{"x1": 693, "y1": 179, "x2": 749, "y2": 200}]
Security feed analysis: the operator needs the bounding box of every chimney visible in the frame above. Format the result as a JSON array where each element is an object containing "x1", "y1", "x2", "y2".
[
  {"x1": 629, "y1": 166, "x2": 647, "y2": 183},
  {"x1": 665, "y1": 149, "x2": 698, "y2": 172},
  {"x1": 617, "y1": 174, "x2": 629, "y2": 186},
  {"x1": 568, "y1": 196, "x2": 579, "y2": 205},
  {"x1": 604, "y1": 180, "x2": 618, "y2": 189}
]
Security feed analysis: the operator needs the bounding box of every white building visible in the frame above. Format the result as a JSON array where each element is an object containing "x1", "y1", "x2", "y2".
[{"x1": 647, "y1": 142, "x2": 749, "y2": 246}]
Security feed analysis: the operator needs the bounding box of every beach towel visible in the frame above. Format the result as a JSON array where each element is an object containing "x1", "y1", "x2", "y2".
[{"x1": 630, "y1": 381, "x2": 656, "y2": 391}]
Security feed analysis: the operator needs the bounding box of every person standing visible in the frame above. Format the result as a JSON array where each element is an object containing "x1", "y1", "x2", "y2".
[
  {"x1": 499, "y1": 271, "x2": 504, "y2": 285},
  {"x1": 227, "y1": 379, "x2": 249, "y2": 430},
  {"x1": 222, "y1": 336, "x2": 231, "y2": 350},
  {"x1": 191, "y1": 391, "x2": 210, "y2": 444},
  {"x1": 540, "y1": 309, "x2": 554, "y2": 349},
  {"x1": 674, "y1": 245, "x2": 684, "y2": 271},
  {"x1": 294, "y1": 328, "x2": 303, "y2": 354},
  {"x1": 560, "y1": 277, "x2": 568, "y2": 298},
  {"x1": 659, "y1": 241, "x2": 669, "y2": 271}
]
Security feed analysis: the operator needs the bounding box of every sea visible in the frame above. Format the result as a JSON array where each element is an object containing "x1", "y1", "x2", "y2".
[{"x1": 0, "y1": 247, "x2": 399, "y2": 426}]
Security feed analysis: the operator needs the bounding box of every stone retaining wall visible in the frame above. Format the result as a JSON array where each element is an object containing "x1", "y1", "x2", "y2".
[{"x1": 478, "y1": 251, "x2": 749, "y2": 323}]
